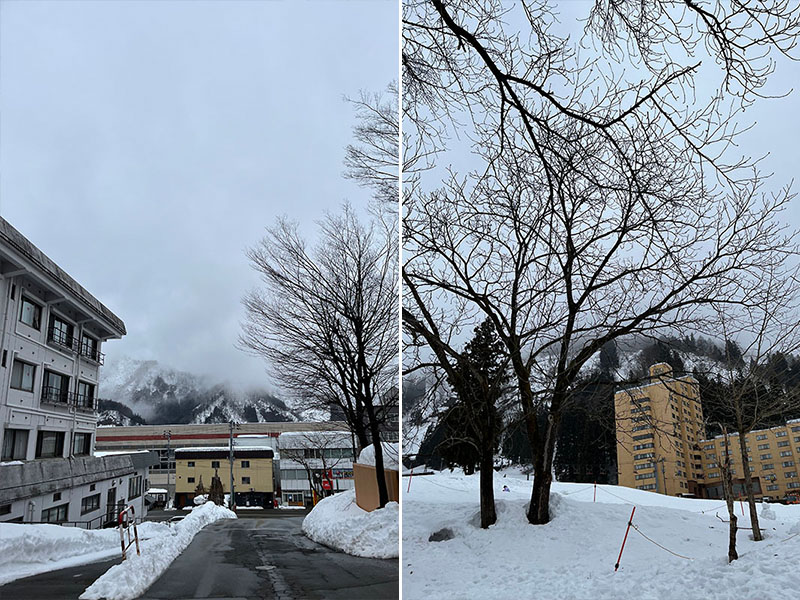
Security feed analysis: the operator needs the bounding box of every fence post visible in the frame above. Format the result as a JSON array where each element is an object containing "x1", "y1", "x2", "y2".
[
  {"x1": 614, "y1": 506, "x2": 636, "y2": 572},
  {"x1": 594, "y1": 482, "x2": 597, "y2": 503},
  {"x1": 407, "y1": 468, "x2": 414, "y2": 493}
]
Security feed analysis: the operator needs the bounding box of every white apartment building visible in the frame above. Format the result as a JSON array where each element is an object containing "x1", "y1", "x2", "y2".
[
  {"x1": 0, "y1": 217, "x2": 155, "y2": 526},
  {"x1": 277, "y1": 431, "x2": 356, "y2": 506}
]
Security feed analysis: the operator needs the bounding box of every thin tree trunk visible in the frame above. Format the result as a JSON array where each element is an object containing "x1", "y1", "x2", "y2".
[
  {"x1": 737, "y1": 431, "x2": 763, "y2": 541},
  {"x1": 721, "y1": 429, "x2": 738, "y2": 562},
  {"x1": 364, "y1": 399, "x2": 390, "y2": 508},
  {"x1": 479, "y1": 450, "x2": 497, "y2": 528}
]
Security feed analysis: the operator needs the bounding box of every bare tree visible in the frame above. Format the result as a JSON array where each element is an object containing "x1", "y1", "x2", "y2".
[
  {"x1": 717, "y1": 425, "x2": 739, "y2": 562},
  {"x1": 700, "y1": 278, "x2": 800, "y2": 542},
  {"x1": 403, "y1": 0, "x2": 800, "y2": 525},
  {"x1": 281, "y1": 431, "x2": 353, "y2": 501},
  {"x1": 240, "y1": 206, "x2": 398, "y2": 507}
]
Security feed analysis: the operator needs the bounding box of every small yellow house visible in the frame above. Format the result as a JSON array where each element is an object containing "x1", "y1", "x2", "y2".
[{"x1": 174, "y1": 446, "x2": 274, "y2": 508}]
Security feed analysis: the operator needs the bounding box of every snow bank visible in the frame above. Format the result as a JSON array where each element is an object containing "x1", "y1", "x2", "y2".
[
  {"x1": 302, "y1": 489, "x2": 398, "y2": 559},
  {"x1": 404, "y1": 468, "x2": 800, "y2": 600},
  {"x1": 358, "y1": 442, "x2": 399, "y2": 470},
  {"x1": 0, "y1": 521, "x2": 170, "y2": 585},
  {"x1": 80, "y1": 502, "x2": 236, "y2": 600}
]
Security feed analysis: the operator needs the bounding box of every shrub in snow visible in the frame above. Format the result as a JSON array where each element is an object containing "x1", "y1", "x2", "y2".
[
  {"x1": 193, "y1": 494, "x2": 208, "y2": 505},
  {"x1": 80, "y1": 502, "x2": 236, "y2": 600},
  {"x1": 760, "y1": 503, "x2": 776, "y2": 521},
  {"x1": 302, "y1": 489, "x2": 398, "y2": 559}
]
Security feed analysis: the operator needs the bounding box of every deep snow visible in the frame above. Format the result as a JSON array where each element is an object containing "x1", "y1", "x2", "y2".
[
  {"x1": 403, "y1": 468, "x2": 800, "y2": 600},
  {"x1": 302, "y1": 489, "x2": 398, "y2": 559},
  {"x1": 358, "y1": 442, "x2": 399, "y2": 470},
  {"x1": 79, "y1": 502, "x2": 236, "y2": 600}
]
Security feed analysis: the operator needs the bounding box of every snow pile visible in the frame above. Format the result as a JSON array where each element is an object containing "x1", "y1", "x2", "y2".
[
  {"x1": 404, "y1": 469, "x2": 800, "y2": 600},
  {"x1": 358, "y1": 442, "x2": 399, "y2": 470},
  {"x1": 0, "y1": 521, "x2": 170, "y2": 585},
  {"x1": 80, "y1": 502, "x2": 236, "y2": 600},
  {"x1": 302, "y1": 489, "x2": 398, "y2": 559}
]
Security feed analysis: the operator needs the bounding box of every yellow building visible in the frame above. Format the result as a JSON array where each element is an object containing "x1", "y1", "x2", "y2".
[
  {"x1": 699, "y1": 421, "x2": 800, "y2": 501},
  {"x1": 615, "y1": 363, "x2": 706, "y2": 496},
  {"x1": 174, "y1": 445, "x2": 274, "y2": 508},
  {"x1": 616, "y1": 363, "x2": 800, "y2": 501}
]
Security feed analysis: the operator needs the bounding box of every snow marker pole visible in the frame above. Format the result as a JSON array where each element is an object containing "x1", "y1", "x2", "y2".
[
  {"x1": 740, "y1": 499, "x2": 744, "y2": 516},
  {"x1": 614, "y1": 506, "x2": 636, "y2": 572},
  {"x1": 407, "y1": 468, "x2": 413, "y2": 493},
  {"x1": 594, "y1": 482, "x2": 596, "y2": 503}
]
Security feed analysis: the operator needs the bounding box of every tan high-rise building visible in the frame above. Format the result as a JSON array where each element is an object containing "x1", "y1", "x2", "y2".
[
  {"x1": 615, "y1": 363, "x2": 707, "y2": 496},
  {"x1": 699, "y1": 420, "x2": 800, "y2": 501}
]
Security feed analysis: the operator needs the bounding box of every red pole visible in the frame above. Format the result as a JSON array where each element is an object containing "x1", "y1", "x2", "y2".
[
  {"x1": 407, "y1": 468, "x2": 413, "y2": 493},
  {"x1": 614, "y1": 506, "x2": 636, "y2": 572}
]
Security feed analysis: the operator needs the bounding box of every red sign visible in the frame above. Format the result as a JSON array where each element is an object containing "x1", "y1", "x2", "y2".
[{"x1": 321, "y1": 480, "x2": 332, "y2": 490}]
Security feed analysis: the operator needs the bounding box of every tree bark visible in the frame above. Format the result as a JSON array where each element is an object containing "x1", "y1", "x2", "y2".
[
  {"x1": 737, "y1": 432, "x2": 763, "y2": 541},
  {"x1": 479, "y1": 450, "x2": 497, "y2": 528},
  {"x1": 527, "y1": 412, "x2": 560, "y2": 524},
  {"x1": 365, "y1": 399, "x2": 390, "y2": 508}
]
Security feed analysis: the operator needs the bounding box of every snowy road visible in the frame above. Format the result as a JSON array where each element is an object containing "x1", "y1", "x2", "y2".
[{"x1": 139, "y1": 515, "x2": 398, "y2": 600}]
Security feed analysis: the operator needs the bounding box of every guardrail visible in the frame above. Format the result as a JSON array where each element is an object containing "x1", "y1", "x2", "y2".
[{"x1": 119, "y1": 505, "x2": 141, "y2": 560}]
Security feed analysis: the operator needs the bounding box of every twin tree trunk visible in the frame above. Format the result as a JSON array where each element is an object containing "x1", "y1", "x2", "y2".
[{"x1": 737, "y1": 436, "x2": 763, "y2": 542}]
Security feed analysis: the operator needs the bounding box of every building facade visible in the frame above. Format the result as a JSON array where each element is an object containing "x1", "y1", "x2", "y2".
[
  {"x1": 96, "y1": 422, "x2": 350, "y2": 497},
  {"x1": 700, "y1": 420, "x2": 800, "y2": 501},
  {"x1": 615, "y1": 363, "x2": 706, "y2": 496},
  {"x1": 0, "y1": 217, "x2": 157, "y2": 526},
  {"x1": 278, "y1": 431, "x2": 356, "y2": 507},
  {"x1": 616, "y1": 362, "x2": 800, "y2": 501},
  {"x1": 173, "y1": 445, "x2": 275, "y2": 509}
]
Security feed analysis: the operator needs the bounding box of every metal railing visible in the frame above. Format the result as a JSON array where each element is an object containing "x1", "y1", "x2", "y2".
[
  {"x1": 47, "y1": 325, "x2": 105, "y2": 365},
  {"x1": 119, "y1": 505, "x2": 141, "y2": 560},
  {"x1": 41, "y1": 386, "x2": 73, "y2": 406}
]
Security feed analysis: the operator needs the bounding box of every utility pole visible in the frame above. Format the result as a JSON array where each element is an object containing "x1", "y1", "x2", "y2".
[
  {"x1": 228, "y1": 421, "x2": 238, "y2": 510},
  {"x1": 163, "y1": 430, "x2": 172, "y2": 507}
]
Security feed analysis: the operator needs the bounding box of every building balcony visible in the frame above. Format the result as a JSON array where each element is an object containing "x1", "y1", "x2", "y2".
[
  {"x1": 78, "y1": 341, "x2": 105, "y2": 365},
  {"x1": 41, "y1": 386, "x2": 74, "y2": 407},
  {"x1": 47, "y1": 326, "x2": 79, "y2": 354},
  {"x1": 74, "y1": 393, "x2": 96, "y2": 411}
]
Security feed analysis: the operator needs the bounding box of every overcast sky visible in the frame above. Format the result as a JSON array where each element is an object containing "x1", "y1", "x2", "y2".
[{"x1": 0, "y1": 0, "x2": 397, "y2": 387}]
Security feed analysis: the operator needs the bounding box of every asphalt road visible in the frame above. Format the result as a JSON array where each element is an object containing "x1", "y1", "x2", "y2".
[{"x1": 0, "y1": 514, "x2": 397, "y2": 600}]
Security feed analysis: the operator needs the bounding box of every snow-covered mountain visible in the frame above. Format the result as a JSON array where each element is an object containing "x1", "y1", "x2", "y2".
[{"x1": 98, "y1": 355, "x2": 314, "y2": 425}]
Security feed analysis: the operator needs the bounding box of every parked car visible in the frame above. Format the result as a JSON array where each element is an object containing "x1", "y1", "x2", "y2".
[{"x1": 783, "y1": 494, "x2": 799, "y2": 505}]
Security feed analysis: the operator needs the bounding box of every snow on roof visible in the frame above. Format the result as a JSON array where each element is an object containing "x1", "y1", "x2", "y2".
[
  {"x1": 358, "y1": 442, "x2": 399, "y2": 470},
  {"x1": 94, "y1": 450, "x2": 153, "y2": 457},
  {"x1": 146, "y1": 488, "x2": 168, "y2": 494},
  {"x1": 278, "y1": 431, "x2": 352, "y2": 448}
]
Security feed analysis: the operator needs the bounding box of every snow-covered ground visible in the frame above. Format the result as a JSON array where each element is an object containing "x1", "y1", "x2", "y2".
[
  {"x1": 0, "y1": 520, "x2": 171, "y2": 585},
  {"x1": 80, "y1": 502, "x2": 236, "y2": 600},
  {"x1": 358, "y1": 442, "x2": 399, "y2": 470},
  {"x1": 0, "y1": 502, "x2": 235, "y2": 597},
  {"x1": 302, "y1": 489, "x2": 398, "y2": 559},
  {"x1": 403, "y1": 468, "x2": 800, "y2": 600}
]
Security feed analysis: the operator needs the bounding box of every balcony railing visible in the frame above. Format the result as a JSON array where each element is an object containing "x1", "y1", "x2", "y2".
[
  {"x1": 75, "y1": 393, "x2": 96, "y2": 411},
  {"x1": 41, "y1": 386, "x2": 73, "y2": 406},
  {"x1": 47, "y1": 326, "x2": 78, "y2": 352},
  {"x1": 79, "y1": 341, "x2": 105, "y2": 365}
]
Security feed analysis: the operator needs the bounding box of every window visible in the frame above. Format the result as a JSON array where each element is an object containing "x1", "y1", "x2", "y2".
[
  {"x1": 241, "y1": 460, "x2": 250, "y2": 468},
  {"x1": 73, "y1": 432, "x2": 91, "y2": 456},
  {"x1": 76, "y1": 381, "x2": 95, "y2": 410},
  {"x1": 632, "y1": 425, "x2": 651, "y2": 432},
  {"x1": 41, "y1": 503, "x2": 68, "y2": 523},
  {"x1": 767, "y1": 484, "x2": 780, "y2": 491},
  {"x1": 788, "y1": 482, "x2": 800, "y2": 489},
  {"x1": 187, "y1": 461, "x2": 195, "y2": 467},
  {"x1": 763, "y1": 463, "x2": 774, "y2": 470},
  {"x1": 782, "y1": 461, "x2": 795, "y2": 468},
  {"x1": 635, "y1": 472, "x2": 655, "y2": 480},
  {"x1": 785, "y1": 471, "x2": 798, "y2": 478},
  {"x1": 81, "y1": 493, "x2": 101, "y2": 515},
  {"x1": 35, "y1": 430, "x2": 65, "y2": 458},
  {"x1": 187, "y1": 477, "x2": 195, "y2": 483},
  {"x1": 242, "y1": 477, "x2": 251, "y2": 484},
  {"x1": 758, "y1": 443, "x2": 770, "y2": 450},
  {"x1": 756, "y1": 434, "x2": 768, "y2": 441},
  {"x1": 633, "y1": 443, "x2": 654, "y2": 450},
  {"x1": 761, "y1": 453, "x2": 772, "y2": 460},
  {"x1": 90, "y1": 484, "x2": 96, "y2": 491},
  {"x1": 128, "y1": 475, "x2": 143, "y2": 499},
  {"x1": 633, "y1": 434, "x2": 654, "y2": 441},
  {"x1": 776, "y1": 431, "x2": 788, "y2": 437},
  {"x1": 708, "y1": 472, "x2": 720, "y2": 478},
  {"x1": 2, "y1": 428, "x2": 29, "y2": 461},
  {"x1": 53, "y1": 492, "x2": 61, "y2": 501},
  {"x1": 19, "y1": 297, "x2": 42, "y2": 329},
  {"x1": 80, "y1": 334, "x2": 99, "y2": 361},
  {"x1": 637, "y1": 484, "x2": 657, "y2": 490},
  {"x1": 634, "y1": 453, "x2": 655, "y2": 460},
  {"x1": 42, "y1": 370, "x2": 70, "y2": 404},
  {"x1": 0, "y1": 504, "x2": 11, "y2": 516},
  {"x1": 211, "y1": 461, "x2": 220, "y2": 469},
  {"x1": 10, "y1": 360, "x2": 36, "y2": 392},
  {"x1": 48, "y1": 315, "x2": 74, "y2": 349},
  {"x1": 780, "y1": 451, "x2": 792, "y2": 457},
  {"x1": 777, "y1": 441, "x2": 789, "y2": 448},
  {"x1": 634, "y1": 463, "x2": 655, "y2": 470}
]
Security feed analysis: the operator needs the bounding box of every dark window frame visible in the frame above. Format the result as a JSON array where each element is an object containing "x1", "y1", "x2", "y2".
[
  {"x1": 19, "y1": 296, "x2": 42, "y2": 330},
  {"x1": 81, "y1": 493, "x2": 101, "y2": 515},
  {"x1": 41, "y1": 503, "x2": 69, "y2": 523},
  {"x1": 35, "y1": 430, "x2": 65, "y2": 459},
  {"x1": 10, "y1": 359, "x2": 36, "y2": 392},
  {"x1": 2, "y1": 428, "x2": 29, "y2": 461}
]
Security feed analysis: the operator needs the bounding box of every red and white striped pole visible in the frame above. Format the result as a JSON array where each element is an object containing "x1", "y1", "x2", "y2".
[{"x1": 614, "y1": 506, "x2": 636, "y2": 572}]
